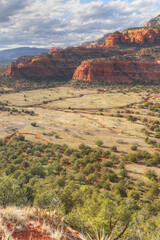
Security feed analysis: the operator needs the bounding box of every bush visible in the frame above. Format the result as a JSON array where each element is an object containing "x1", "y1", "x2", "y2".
[
  {"x1": 144, "y1": 170, "x2": 157, "y2": 181},
  {"x1": 131, "y1": 145, "x2": 137, "y2": 151},
  {"x1": 101, "y1": 160, "x2": 113, "y2": 167},
  {"x1": 127, "y1": 115, "x2": 137, "y2": 122},
  {"x1": 95, "y1": 140, "x2": 103, "y2": 147},
  {"x1": 110, "y1": 146, "x2": 117, "y2": 152},
  {"x1": 31, "y1": 122, "x2": 37, "y2": 127},
  {"x1": 155, "y1": 133, "x2": 160, "y2": 139},
  {"x1": 119, "y1": 169, "x2": 128, "y2": 178},
  {"x1": 128, "y1": 153, "x2": 138, "y2": 163},
  {"x1": 128, "y1": 190, "x2": 140, "y2": 200},
  {"x1": 83, "y1": 163, "x2": 95, "y2": 175},
  {"x1": 102, "y1": 150, "x2": 111, "y2": 158}
]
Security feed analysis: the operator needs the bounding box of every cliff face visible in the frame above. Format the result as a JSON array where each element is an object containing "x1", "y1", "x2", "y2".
[
  {"x1": 73, "y1": 59, "x2": 160, "y2": 84},
  {"x1": 2, "y1": 21, "x2": 160, "y2": 84},
  {"x1": 123, "y1": 28, "x2": 160, "y2": 45},
  {"x1": 102, "y1": 28, "x2": 160, "y2": 47},
  {"x1": 2, "y1": 47, "x2": 120, "y2": 80},
  {"x1": 49, "y1": 47, "x2": 62, "y2": 54},
  {"x1": 101, "y1": 31, "x2": 125, "y2": 47}
]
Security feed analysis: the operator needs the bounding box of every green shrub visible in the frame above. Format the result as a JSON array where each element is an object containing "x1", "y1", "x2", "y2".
[
  {"x1": 101, "y1": 159, "x2": 113, "y2": 167},
  {"x1": 95, "y1": 140, "x2": 103, "y2": 147},
  {"x1": 110, "y1": 146, "x2": 117, "y2": 152},
  {"x1": 31, "y1": 122, "x2": 37, "y2": 127},
  {"x1": 131, "y1": 145, "x2": 138, "y2": 151},
  {"x1": 144, "y1": 170, "x2": 157, "y2": 181}
]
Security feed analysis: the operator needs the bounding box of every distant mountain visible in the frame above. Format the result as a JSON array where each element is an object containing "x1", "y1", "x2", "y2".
[
  {"x1": 143, "y1": 14, "x2": 160, "y2": 27},
  {"x1": 79, "y1": 33, "x2": 111, "y2": 48},
  {"x1": 0, "y1": 47, "x2": 49, "y2": 62}
]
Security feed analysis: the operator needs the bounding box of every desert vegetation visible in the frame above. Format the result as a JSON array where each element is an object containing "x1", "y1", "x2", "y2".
[
  {"x1": 0, "y1": 133, "x2": 160, "y2": 239},
  {"x1": 0, "y1": 84, "x2": 159, "y2": 239}
]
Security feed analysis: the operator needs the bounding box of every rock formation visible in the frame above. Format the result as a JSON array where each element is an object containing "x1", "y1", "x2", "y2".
[
  {"x1": 49, "y1": 47, "x2": 62, "y2": 54},
  {"x1": 101, "y1": 28, "x2": 160, "y2": 47},
  {"x1": 2, "y1": 48, "x2": 116, "y2": 80},
  {"x1": 73, "y1": 59, "x2": 160, "y2": 84},
  {"x1": 2, "y1": 15, "x2": 160, "y2": 84}
]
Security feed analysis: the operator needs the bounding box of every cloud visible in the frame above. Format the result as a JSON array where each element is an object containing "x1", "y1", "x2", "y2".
[
  {"x1": 0, "y1": 0, "x2": 159, "y2": 49},
  {"x1": 0, "y1": 0, "x2": 28, "y2": 22}
]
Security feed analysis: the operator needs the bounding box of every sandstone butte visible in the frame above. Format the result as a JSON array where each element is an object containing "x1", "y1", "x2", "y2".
[
  {"x1": 73, "y1": 59, "x2": 160, "y2": 84},
  {"x1": 101, "y1": 28, "x2": 160, "y2": 47}
]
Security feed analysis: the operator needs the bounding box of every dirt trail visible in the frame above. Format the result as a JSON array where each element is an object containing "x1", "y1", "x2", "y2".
[
  {"x1": 76, "y1": 112, "x2": 122, "y2": 135},
  {"x1": 18, "y1": 132, "x2": 50, "y2": 144},
  {"x1": 142, "y1": 94, "x2": 158, "y2": 104},
  {"x1": 14, "y1": 93, "x2": 93, "y2": 108}
]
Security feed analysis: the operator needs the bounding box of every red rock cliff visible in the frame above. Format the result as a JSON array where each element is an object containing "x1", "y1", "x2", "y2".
[
  {"x1": 102, "y1": 28, "x2": 160, "y2": 47},
  {"x1": 2, "y1": 27, "x2": 160, "y2": 83},
  {"x1": 73, "y1": 59, "x2": 160, "y2": 84},
  {"x1": 2, "y1": 48, "x2": 119, "y2": 79},
  {"x1": 49, "y1": 47, "x2": 62, "y2": 54}
]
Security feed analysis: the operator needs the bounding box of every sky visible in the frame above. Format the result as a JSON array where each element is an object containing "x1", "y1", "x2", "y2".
[{"x1": 0, "y1": 0, "x2": 159, "y2": 50}]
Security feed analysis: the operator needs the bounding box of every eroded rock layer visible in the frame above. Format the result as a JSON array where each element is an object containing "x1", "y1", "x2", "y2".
[
  {"x1": 2, "y1": 22, "x2": 160, "y2": 84},
  {"x1": 101, "y1": 28, "x2": 160, "y2": 47},
  {"x1": 2, "y1": 48, "x2": 126, "y2": 80},
  {"x1": 73, "y1": 59, "x2": 160, "y2": 84}
]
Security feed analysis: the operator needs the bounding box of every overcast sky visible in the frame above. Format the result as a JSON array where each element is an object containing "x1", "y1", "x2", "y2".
[{"x1": 0, "y1": 0, "x2": 159, "y2": 50}]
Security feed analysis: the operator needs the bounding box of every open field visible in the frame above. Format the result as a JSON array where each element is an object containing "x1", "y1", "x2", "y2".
[{"x1": 0, "y1": 85, "x2": 159, "y2": 154}]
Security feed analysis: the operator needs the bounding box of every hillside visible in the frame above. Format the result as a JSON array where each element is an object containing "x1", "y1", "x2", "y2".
[
  {"x1": 79, "y1": 33, "x2": 111, "y2": 48},
  {"x1": 144, "y1": 14, "x2": 160, "y2": 27},
  {"x1": 0, "y1": 207, "x2": 83, "y2": 240},
  {"x1": 0, "y1": 124, "x2": 160, "y2": 239}
]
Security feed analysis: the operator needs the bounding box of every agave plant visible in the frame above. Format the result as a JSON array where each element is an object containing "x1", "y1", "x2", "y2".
[
  {"x1": 87, "y1": 227, "x2": 110, "y2": 240},
  {"x1": 79, "y1": 217, "x2": 129, "y2": 240}
]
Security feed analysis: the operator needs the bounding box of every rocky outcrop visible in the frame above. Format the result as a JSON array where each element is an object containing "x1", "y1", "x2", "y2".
[
  {"x1": 101, "y1": 31, "x2": 125, "y2": 47},
  {"x1": 3, "y1": 43, "x2": 160, "y2": 83},
  {"x1": 73, "y1": 59, "x2": 160, "y2": 84},
  {"x1": 49, "y1": 47, "x2": 62, "y2": 54},
  {"x1": 123, "y1": 28, "x2": 160, "y2": 45},
  {"x1": 101, "y1": 28, "x2": 160, "y2": 47},
  {"x1": 3, "y1": 48, "x2": 114, "y2": 80},
  {"x1": 144, "y1": 14, "x2": 160, "y2": 27}
]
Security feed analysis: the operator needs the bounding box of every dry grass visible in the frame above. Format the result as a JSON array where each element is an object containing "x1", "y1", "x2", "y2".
[
  {"x1": 0, "y1": 206, "x2": 83, "y2": 240},
  {"x1": 0, "y1": 86, "x2": 96, "y2": 107},
  {"x1": 47, "y1": 92, "x2": 142, "y2": 109},
  {"x1": 0, "y1": 86, "x2": 157, "y2": 151},
  {"x1": 125, "y1": 163, "x2": 160, "y2": 181},
  {"x1": 0, "y1": 219, "x2": 14, "y2": 240},
  {"x1": 0, "y1": 207, "x2": 27, "y2": 232}
]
